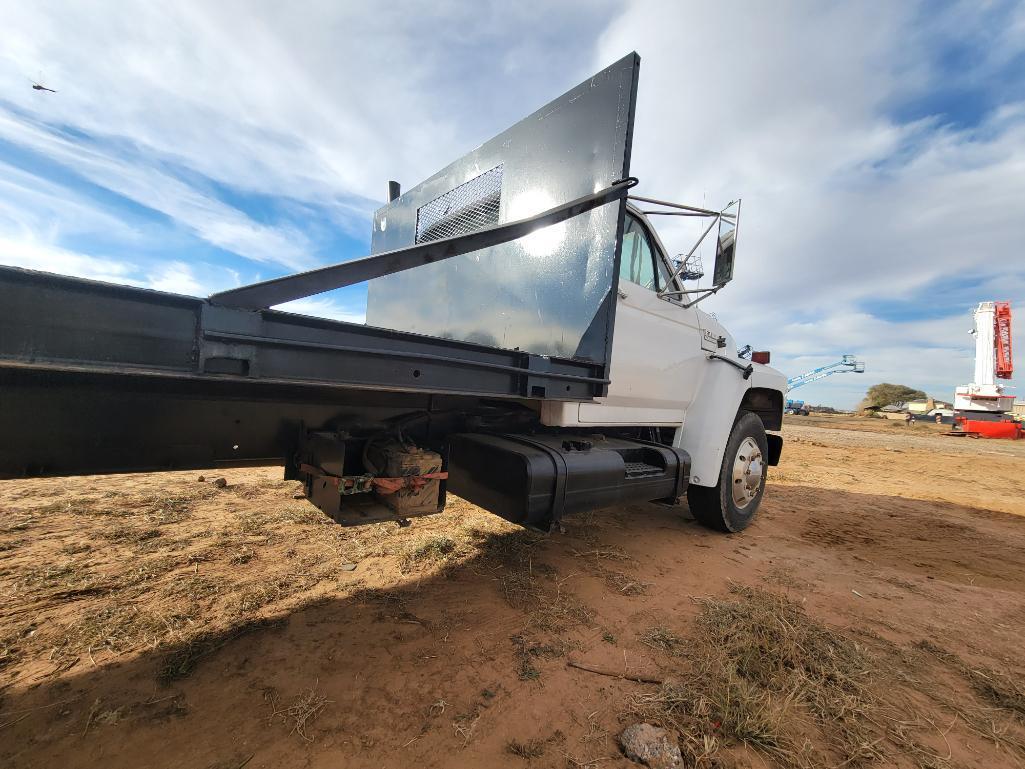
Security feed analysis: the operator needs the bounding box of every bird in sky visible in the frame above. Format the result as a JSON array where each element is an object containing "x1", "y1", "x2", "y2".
[{"x1": 31, "y1": 82, "x2": 57, "y2": 93}]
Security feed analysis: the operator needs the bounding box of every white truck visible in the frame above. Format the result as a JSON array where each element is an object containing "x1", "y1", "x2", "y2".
[
  {"x1": 0, "y1": 52, "x2": 786, "y2": 534},
  {"x1": 554, "y1": 199, "x2": 787, "y2": 531}
]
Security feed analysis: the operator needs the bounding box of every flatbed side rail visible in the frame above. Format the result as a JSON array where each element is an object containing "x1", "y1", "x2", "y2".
[{"x1": 0, "y1": 265, "x2": 605, "y2": 400}]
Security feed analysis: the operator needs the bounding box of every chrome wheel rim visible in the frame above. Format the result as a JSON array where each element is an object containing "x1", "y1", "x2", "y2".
[{"x1": 731, "y1": 436, "x2": 764, "y2": 509}]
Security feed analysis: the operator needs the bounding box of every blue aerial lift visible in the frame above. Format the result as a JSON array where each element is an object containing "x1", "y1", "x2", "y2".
[{"x1": 785, "y1": 355, "x2": 866, "y2": 414}]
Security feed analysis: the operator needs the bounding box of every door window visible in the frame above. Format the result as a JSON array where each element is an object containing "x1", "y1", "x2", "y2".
[{"x1": 620, "y1": 215, "x2": 659, "y2": 291}]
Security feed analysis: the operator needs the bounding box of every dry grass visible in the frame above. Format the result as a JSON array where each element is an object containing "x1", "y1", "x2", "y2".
[
  {"x1": 273, "y1": 502, "x2": 334, "y2": 527},
  {"x1": 223, "y1": 560, "x2": 333, "y2": 617},
  {"x1": 641, "y1": 625, "x2": 686, "y2": 655},
  {"x1": 0, "y1": 472, "x2": 372, "y2": 684},
  {"x1": 465, "y1": 528, "x2": 592, "y2": 635},
  {"x1": 599, "y1": 568, "x2": 648, "y2": 596},
  {"x1": 632, "y1": 585, "x2": 883, "y2": 767},
  {"x1": 144, "y1": 493, "x2": 202, "y2": 524},
  {"x1": 1, "y1": 478, "x2": 597, "y2": 694},
  {"x1": 909, "y1": 640, "x2": 1025, "y2": 752},
  {"x1": 159, "y1": 618, "x2": 285, "y2": 684},
  {"x1": 228, "y1": 546, "x2": 256, "y2": 565},
  {"x1": 511, "y1": 634, "x2": 571, "y2": 681},
  {"x1": 696, "y1": 585, "x2": 872, "y2": 714},
  {"x1": 401, "y1": 534, "x2": 457, "y2": 571},
  {"x1": 630, "y1": 585, "x2": 1025, "y2": 769},
  {"x1": 162, "y1": 575, "x2": 225, "y2": 601},
  {"x1": 913, "y1": 642, "x2": 1025, "y2": 720},
  {"x1": 570, "y1": 544, "x2": 647, "y2": 596},
  {"x1": 101, "y1": 524, "x2": 162, "y2": 544},
  {"x1": 500, "y1": 567, "x2": 591, "y2": 634},
  {"x1": 0, "y1": 635, "x2": 21, "y2": 672},
  {"x1": 50, "y1": 604, "x2": 199, "y2": 666},
  {"x1": 506, "y1": 737, "x2": 546, "y2": 759},
  {"x1": 75, "y1": 489, "x2": 212, "y2": 524},
  {"x1": 267, "y1": 683, "x2": 331, "y2": 742},
  {"x1": 971, "y1": 668, "x2": 1025, "y2": 718},
  {"x1": 16, "y1": 560, "x2": 102, "y2": 593}
]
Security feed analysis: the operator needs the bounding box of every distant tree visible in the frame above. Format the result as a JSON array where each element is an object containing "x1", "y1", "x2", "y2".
[{"x1": 859, "y1": 383, "x2": 927, "y2": 410}]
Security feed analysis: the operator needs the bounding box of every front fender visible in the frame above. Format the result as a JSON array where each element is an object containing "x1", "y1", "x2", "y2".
[{"x1": 675, "y1": 360, "x2": 785, "y2": 486}]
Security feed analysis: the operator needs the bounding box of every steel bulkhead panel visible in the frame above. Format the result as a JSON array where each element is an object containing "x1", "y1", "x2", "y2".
[{"x1": 367, "y1": 53, "x2": 640, "y2": 369}]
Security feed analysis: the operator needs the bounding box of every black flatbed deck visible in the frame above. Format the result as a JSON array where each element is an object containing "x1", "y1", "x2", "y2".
[{"x1": 0, "y1": 266, "x2": 606, "y2": 478}]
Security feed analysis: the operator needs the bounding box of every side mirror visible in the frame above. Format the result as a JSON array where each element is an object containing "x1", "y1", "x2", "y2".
[{"x1": 712, "y1": 200, "x2": 740, "y2": 287}]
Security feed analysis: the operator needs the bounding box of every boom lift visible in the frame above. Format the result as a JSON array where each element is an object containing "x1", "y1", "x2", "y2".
[
  {"x1": 0, "y1": 54, "x2": 788, "y2": 533},
  {"x1": 786, "y1": 355, "x2": 866, "y2": 391}
]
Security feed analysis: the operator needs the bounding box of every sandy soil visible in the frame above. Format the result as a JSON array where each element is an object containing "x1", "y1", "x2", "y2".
[{"x1": 1, "y1": 418, "x2": 1024, "y2": 768}]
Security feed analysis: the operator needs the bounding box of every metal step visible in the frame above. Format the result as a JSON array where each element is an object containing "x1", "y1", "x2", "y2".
[{"x1": 623, "y1": 461, "x2": 664, "y2": 479}]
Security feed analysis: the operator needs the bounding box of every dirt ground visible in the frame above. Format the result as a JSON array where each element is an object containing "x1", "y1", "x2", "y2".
[{"x1": 2, "y1": 416, "x2": 1024, "y2": 768}]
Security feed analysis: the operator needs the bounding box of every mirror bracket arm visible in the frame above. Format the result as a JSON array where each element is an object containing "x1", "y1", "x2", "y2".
[{"x1": 676, "y1": 285, "x2": 724, "y2": 308}]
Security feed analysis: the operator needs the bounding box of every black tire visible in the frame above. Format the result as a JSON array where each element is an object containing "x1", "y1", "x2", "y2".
[{"x1": 687, "y1": 411, "x2": 768, "y2": 533}]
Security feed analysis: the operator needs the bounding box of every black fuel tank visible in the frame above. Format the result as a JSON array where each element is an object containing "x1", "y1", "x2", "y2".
[{"x1": 447, "y1": 433, "x2": 689, "y2": 530}]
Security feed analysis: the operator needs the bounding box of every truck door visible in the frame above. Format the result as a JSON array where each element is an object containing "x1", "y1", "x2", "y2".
[{"x1": 577, "y1": 211, "x2": 706, "y2": 425}]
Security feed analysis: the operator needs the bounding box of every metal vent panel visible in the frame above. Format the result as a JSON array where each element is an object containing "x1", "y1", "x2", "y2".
[{"x1": 415, "y1": 165, "x2": 503, "y2": 244}]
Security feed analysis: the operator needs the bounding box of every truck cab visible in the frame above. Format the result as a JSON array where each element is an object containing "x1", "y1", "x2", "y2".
[{"x1": 542, "y1": 203, "x2": 786, "y2": 531}]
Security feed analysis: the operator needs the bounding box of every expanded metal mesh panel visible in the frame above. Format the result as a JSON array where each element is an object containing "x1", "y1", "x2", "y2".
[{"x1": 415, "y1": 165, "x2": 503, "y2": 244}]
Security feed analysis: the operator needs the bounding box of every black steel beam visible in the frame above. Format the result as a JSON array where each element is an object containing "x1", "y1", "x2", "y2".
[
  {"x1": 0, "y1": 265, "x2": 605, "y2": 403},
  {"x1": 209, "y1": 178, "x2": 637, "y2": 310},
  {"x1": 0, "y1": 367, "x2": 444, "y2": 477}
]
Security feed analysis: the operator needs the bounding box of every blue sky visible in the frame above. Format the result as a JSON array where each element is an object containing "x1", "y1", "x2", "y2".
[{"x1": 1, "y1": 0, "x2": 1023, "y2": 409}]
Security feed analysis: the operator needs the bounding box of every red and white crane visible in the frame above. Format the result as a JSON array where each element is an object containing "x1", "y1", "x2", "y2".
[{"x1": 953, "y1": 301, "x2": 1020, "y2": 438}]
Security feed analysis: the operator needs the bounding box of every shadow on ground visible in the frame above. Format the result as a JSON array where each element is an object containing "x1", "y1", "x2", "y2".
[{"x1": 2, "y1": 484, "x2": 1024, "y2": 769}]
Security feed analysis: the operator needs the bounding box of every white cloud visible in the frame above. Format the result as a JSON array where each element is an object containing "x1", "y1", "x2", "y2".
[
  {"x1": 0, "y1": 235, "x2": 139, "y2": 285},
  {"x1": 0, "y1": 233, "x2": 245, "y2": 300},
  {"x1": 146, "y1": 261, "x2": 202, "y2": 295},
  {"x1": 273, "y1": 296, "x2": 366, "y2": 324},
  {"x1": 596, "y1": 1, "x2": 1025, "y2": 407},
  {"x1": 0, "y1": 159, "x2": 141, "y2": 243},
  {"x1": 0, "y1": 111, "x2": 317, "y2": 271},
  {"x1": 0, "y1": 1, "x2": 609, "y2": 230}
]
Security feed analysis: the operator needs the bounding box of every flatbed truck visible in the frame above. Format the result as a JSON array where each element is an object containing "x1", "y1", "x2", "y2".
[{"x1": 0, "y1": 53, "x2": 786, "y2": 534}]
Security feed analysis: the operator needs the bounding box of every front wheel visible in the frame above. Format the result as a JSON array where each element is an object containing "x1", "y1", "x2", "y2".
[{"x1": 687, "y1": 411, "x2": 768, "y2": 532}]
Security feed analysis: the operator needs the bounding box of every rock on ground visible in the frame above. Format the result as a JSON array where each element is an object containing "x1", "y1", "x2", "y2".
[{"x1": 618, "y1": 723, "x2": 683, "y2": 769}]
